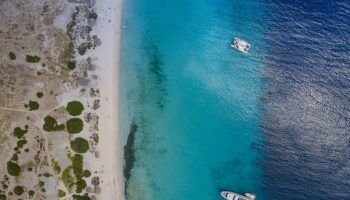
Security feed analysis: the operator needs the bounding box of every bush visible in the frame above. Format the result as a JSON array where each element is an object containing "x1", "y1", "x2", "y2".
[
  {"x1": 36, "y1": 92, "x2": 44, "y2": 98},
  {"x1": 14, "y1": 186, "x2": 24, "y2": 195},
  {"x1": 8, "y1": 52, "x2": 16, "y2": 60},
  {"x1": 75, "y1": 179, "x2": 87, "y2": 193},
  {"x1": 25, "y1": 55, "x2": 41, "y2": 63},
  {"x1": 70, "y1": 138, "x2": 89, "y2": 153},
  {"x1": 61, "y1": 166, "x2": 74, "y2": 189},
  {"x1": 66, "y1": 101, "x2": 84, "y2": 116},
  {"x1": 72, "y1": 154, "x2": 83, "y2": 178},
  {"x1": 43, "y1": 116, "x2": 65, "y2": 132},
  {"x1": 83, "y1": 170, "x2": 91, "y2": 177},
  {"x1": 0, "y1": 194, "x2": 7, "y2": 200},
  {"x1": 67, "y1": 61, "x2": 76, "y2": 70},
  {"x1": 58, "y1": 189, "x2": 66, "y2": 198},
  {"x1": 66, "y1": 118, "x2": 84, "y2": 134},
  {"x1": 17, "y1": 140, "x2": 27, "y2": 148},
  {"x1": 7, "y1": 161, "x2": 21, "y2": 176},
  {"x1": 13, "y1": 127, "x2": 27, "y2": 139},
  {"x1": 24, "y1": 100, "x2": 39, "y2": 110},
  {"x1": 72, "y1": 194, "x2": 90, "y2": 200},
  {"x1": 28, "y1": 190, "x2": 35, "y2": 196}
]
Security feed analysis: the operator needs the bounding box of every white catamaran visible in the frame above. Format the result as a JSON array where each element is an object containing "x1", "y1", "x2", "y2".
[
  {"x1": 231, "y1": 37, "x2": 251, "y2": 53},
  {"x1": 220, "y1": 191, "x2": 256, "y2": 200}
]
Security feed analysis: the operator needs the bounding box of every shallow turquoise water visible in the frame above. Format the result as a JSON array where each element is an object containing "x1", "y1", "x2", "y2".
[{"x1": 120, "y1": 0, "x2": 267, "y2": 199}]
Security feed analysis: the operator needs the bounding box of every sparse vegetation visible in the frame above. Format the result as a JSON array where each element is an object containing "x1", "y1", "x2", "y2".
[
  {"x1": 66, "y1": 118, "x2": 84, "y2": 134},
  {"x1": 7, "y1": 161, "x2": 21, "y2": 176},
  {"x1": 62, "y1": 166, "x2": 74, "y2": 189},
  {"x1": 66, "y1": 101, "x2": 84, "y2": 116},
  {"x1": 13, "y1": 186, "x2": 24, "y2": 195},
  {"x1": 36, "y1": 92, "x2": 44, "y2": 98},
  {"x1": 28, "y1": 190, "x2": 35, "y2": 196},
  {"x1": 58, "y1": 189, "x2": 66, "y2": 198},
  {"x1": 24, "y1": 100, "x2": 39, "y2": 110},
  {"x1": 43, "y1": 116, "x2": 65, "y2": 132},
  {"x1": 13, "y1": 127, "x2": 27, "y2": 139},
  {"x1": 25, "y1": 55, "x2": 41, "y2": 63},
  {"x1": 52, "y1": 158, "x2": 61, "y2": 173},
  {"x1": 8, "y1": 52, "x2": 16, "y2": 60},
  {"x1": 70, "y1": 138, "x2": 89, "y2": 153},
  {"x1": 67, "y1": 61, "x2": 76, "y2": 70}
]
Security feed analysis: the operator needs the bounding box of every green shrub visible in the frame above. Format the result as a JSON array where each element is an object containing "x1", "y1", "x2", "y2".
[
  {"x1": 17, "y1": 140, "x2": 27, "y2": 148},
  {"x1": 58, "y1": 189, "x2": 66, "y2": 198},
  {"x1": 70, "y1": 138, "x2": 89, "y2": 153},
  {"x1": 67, "y1": 61, "x2": 76, "y2": 70},
  {"x1": 24, "y1": 100, "x2": 39, "y2": 110},
  {"x1": 75, "y1": 179, "x2": 87, "y2": 193},
  {"x1": 71, "y1": 154, "x2": 83, "y2": 178},
  {"x1": 66, "y1": 101, "x2": 84, "y2": 116},
  {"x1": 13, "y1": 127, "x2": 27, "y2": 139},
  {"x1": 13, "y1": 186, "x2": 24, "y2": 195},
  {"x1": 43, "y1": 116, "x2": 65, "y2": 132},
  {"x1": 11, "y1": 154, "x2": 18, "y2": 161},
  {"x1": 66, "y1": 118, "x2": 84, "y2": 134},
  {"x1": 36, "y1": 92, "x2": 44, "y2": 98},
  {"x1": 25, "y1": 55, "x2": 41, "y2": 63},
  {"x1": 7, "y1": 161, "x2": 21, "y2": 176},
  {"x1": 72, "y1": 194, "x2": 90, "y2": 200},
  {"x1": 83, "y1": 170, "x2": 91, "y2": 177},
  {"x1": 28, "y1": 190, "x2": 35, "y2": 196},
  {"x1": 61, "y1": 166, "x2": 74, "y2": 189},
  {"x1": 52, "y1": 159, "x2": 61, "y2": 173},
  {"x1": 0, "y1": 194, "x2": 7, "y2": 200},
  {"x1": 8, "y1": 52, "x2": 16, "y2": 60}
]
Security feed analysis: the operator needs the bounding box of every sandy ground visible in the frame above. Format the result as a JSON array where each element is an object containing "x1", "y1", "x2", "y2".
[{"x1": 92, "y1": 0, "x2": 125, "y2": 199}]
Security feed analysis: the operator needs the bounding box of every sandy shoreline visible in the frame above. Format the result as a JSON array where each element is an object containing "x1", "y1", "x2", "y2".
[{"x1": 93, "y1": 0, "x2": 124, "y2": 199}]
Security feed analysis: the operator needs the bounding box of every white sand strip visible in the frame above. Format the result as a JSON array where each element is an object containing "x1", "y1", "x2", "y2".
[{"x1": 93, "y1": 0, "x2": 124, "y2": 199}]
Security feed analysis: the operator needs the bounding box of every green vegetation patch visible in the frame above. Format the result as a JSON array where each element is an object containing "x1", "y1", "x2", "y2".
[
  {"x1": 70, "y1": 138, "x2": 89, "y2": 153},
  {"x1": 83, "y1": 170, "x2": 91, "y2": 177},
  {"x1": 75, "y1": 179, "x2": 87, "y2": 193},
  {"x1": 7, "y1": 161, "x2": 21, "y2": 176},
  {"x1": 25, "y1": 55, "x2": 41, "y2": 63},
  {"x1": 72, "y1": 194, "x2": 90, "y2": 200},
  {"x1": 66, "y1": 101, "x2": 84, "y2": 116},
  {"x1": 58, "y1": 189, "x2": 66, "y2": 198},
  {"x1": 36, "y1": 92, "x2": 44, "y2": 98},
  {"x1": 13, "y1": 186, "x2": 24, "y2": 195},
  {"x1": 66, "y1": 118, "x2": 84, "y2": 134},
  {"x1": 43, "y1": 116, "x2": 65, "y2": 132},
  {"x1": 17, "y1": 140, "x2": 27, "y2": 148},
  {"x1": 71, "y1": 154, "x2": 83, "y2": 178},
  {"x1": 8, "y1": 52, "x2": 16, "y2": 60},
  {"x1": 11, "y1": 154, "x2": 18, "y2": 161},
  {"x1": 24, "y1": 100, "x2": 39, "y2": 111},
  {"x1": 13, "y1": 127, "x2": 27, "y2": 139},
  {"x1": 61, "y1": 166, "x2": 74, "y2": 190},
  {"x1": 67, "y1": 61, "x2": 76, "y2": 70},
  {"x1": 28, "y1": 190, "x2": 35, "y2": 196},
  {"x1": 0, "y1": 194, "x2": 6, "y2": 200},
  {"x1": 52, "y1": 159, "x2": 61, "y2": 173}
]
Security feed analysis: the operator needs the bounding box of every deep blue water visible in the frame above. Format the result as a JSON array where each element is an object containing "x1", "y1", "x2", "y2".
[
  {"x1": 120, "y1": 0, "x2": 350, "y2": 199},
  {"x1": 262, "y1": 1, "x2": 350, "y2": 199}
]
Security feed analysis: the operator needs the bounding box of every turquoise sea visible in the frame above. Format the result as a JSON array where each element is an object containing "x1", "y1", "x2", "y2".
[{"x1": 120, "y1": 0, "x2": 267, "y2": 199}]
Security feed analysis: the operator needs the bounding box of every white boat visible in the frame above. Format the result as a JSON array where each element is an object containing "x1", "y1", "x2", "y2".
[
  {"x1": 231, "y1": 37, "x2": 251, "y2": 53},
  {"x1": 220, "y1": 191, "x2": 256, "y2": 200}
]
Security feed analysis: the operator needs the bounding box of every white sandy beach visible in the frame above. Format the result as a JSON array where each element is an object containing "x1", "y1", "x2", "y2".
[{"x1": 92, "y1": 0, "x2": 124, "y2": 199}]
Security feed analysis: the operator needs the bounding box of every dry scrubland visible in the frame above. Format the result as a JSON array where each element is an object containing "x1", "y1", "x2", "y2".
[{"x1": 0, "y1": 0, "x2": 108, "y2": 199}]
